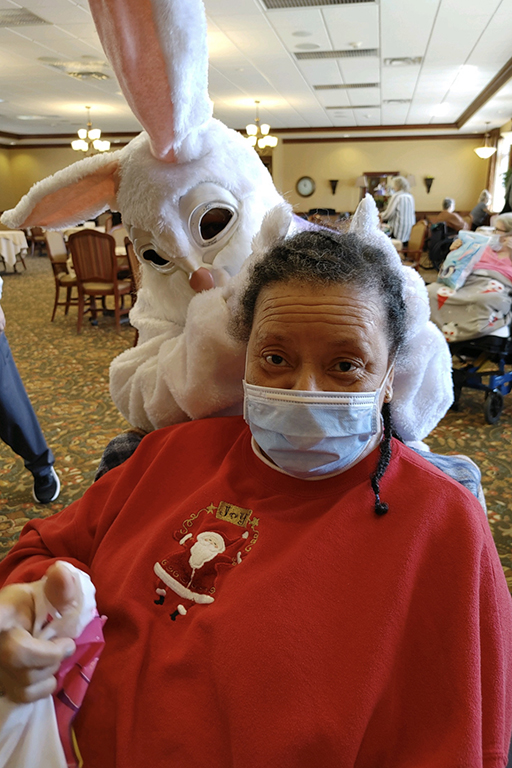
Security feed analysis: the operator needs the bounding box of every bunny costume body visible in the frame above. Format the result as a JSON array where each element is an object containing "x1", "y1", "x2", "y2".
[{"x1": 2, "y1": 0, "x2": 453, "y2": 443}]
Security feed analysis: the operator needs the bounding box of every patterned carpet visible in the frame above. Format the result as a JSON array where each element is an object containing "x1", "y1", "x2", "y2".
[{"x1": 1, "y1": 255, "x2": 512, "y2": 591}]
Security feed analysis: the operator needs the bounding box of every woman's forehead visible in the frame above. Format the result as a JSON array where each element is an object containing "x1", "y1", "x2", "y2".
[
  {"x1": 255, "y1": 280, "x2": 383, "y2": 316},
  {"x1": 252, "y1": 281, "x2": 386, "y2": 340}
]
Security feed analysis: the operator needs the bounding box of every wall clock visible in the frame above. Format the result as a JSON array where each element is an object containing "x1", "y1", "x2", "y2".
[{"x1": 296, "y1": 176, "x2": 316, "y2": 197}]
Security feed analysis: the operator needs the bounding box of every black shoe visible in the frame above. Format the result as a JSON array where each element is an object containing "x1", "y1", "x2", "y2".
[{"x1": 32, "y1": 467, "x2": 60, "y2": 504}]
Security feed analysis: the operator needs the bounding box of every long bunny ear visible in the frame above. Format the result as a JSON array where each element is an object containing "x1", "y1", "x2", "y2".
[
  {"x1": 349, "y1": 193, "x2": 453, "y2": 441},
  {"x1": 0, "y1": 151, "x2": 121, "y2": 230},
  {"x1": 89, "y1": 0, "x2": 212, "y2": 162}
]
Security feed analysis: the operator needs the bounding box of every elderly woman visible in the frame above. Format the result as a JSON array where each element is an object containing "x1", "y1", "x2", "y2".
[
  {"x1": 0, "y1": 230, "x2": 510, "y2": 767},
  {"x1": 428, "y1": 213, "x2": 512, "y2": 342},
  {"x1": 471, "y1": 189, "x2": 492, "y2": 229},
  {"x1": 379, "y1": 175, "x2": 416, "y2": 244}
]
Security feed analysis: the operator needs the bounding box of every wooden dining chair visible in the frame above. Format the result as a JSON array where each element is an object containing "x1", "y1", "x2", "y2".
[
  {"x1": 29, "y1": 226, "x2": 47, "y2": 257},
  {"x1": 68, "y1": 230, "x2": 133, "y2": 334},
  {"x1": 399, "y1": 220, "x2": 428, "y2": 270},
  {"x1": 45, "y1": 231, "x2": 78, "y2": 321}
]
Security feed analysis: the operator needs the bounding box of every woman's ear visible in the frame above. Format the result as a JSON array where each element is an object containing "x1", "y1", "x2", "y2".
[{"x1": 384, "y1": 365, "x2": 395, "y2": 403}]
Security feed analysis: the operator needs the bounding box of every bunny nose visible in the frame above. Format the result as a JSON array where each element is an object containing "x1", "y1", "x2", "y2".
[{"x1": 189, "y1": 267, "x2": 216, "y2": 293}]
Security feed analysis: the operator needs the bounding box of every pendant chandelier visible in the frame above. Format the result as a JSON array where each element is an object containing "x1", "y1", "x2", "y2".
[
  {"x1": 474, "y1": 123, "x2": 497, "y2": 159},
  {"x1": 71, "y1": 106, "x2": 110, "y2": 154},
  {"x1": 245, "y1": 100, "x2": 278, "y2": 151}
]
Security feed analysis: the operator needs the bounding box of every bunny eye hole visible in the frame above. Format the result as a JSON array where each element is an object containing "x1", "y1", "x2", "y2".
[
  {"x1": 142, "y1": 249, "x2": 169, "y2": 267},
  {"x1": 137, "y1": 246, "x2": 177, "y2": 274},
  {"x1": 199, "y1": 208, "x2": 233, "y2": 241}
]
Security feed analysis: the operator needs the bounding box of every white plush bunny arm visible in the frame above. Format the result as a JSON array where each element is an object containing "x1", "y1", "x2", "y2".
[{"x1": 110, "y1": 286, "x2": 245, "y2": 431}]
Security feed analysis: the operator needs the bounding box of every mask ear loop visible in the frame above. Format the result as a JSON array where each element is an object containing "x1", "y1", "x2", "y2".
[{"x1": 371, "y1": 358, "x2": 399, "y2": 516}]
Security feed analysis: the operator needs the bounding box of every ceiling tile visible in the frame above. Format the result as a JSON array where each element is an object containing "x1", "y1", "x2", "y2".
[
  {"x1": 322, "y1": 5, "x2": 379, "y2": 51},
  {"x1": 338, "y1": 57, "x2": 380, "y2": 85}
]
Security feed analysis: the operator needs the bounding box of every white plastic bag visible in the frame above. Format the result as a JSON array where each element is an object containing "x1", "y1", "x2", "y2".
[{"x1": 0, "y1": 562, "x2": 104, "y2": 768}]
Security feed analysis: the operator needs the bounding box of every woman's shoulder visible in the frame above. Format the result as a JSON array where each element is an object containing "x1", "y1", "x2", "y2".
[{"x1": 389, "y1": 440, "x2": 486, "y2": 527}]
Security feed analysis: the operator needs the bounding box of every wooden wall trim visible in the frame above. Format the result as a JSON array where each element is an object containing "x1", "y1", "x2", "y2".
[
  {"x1": 456, "y1": 55, "x2": 512, "y2": 129},
  {"x1": 283, "y1": 134, "x2": 485, "y2": 144}
]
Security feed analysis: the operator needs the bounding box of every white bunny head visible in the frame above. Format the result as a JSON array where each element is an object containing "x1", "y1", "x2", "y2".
[{"x1": 1, "y1": 0, "x2": 283, "y2": 326}]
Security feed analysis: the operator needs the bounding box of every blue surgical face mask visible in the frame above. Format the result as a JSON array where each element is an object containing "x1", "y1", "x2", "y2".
[{"x1": 243, "y1": 378, "x2": 389, "y2": 479}]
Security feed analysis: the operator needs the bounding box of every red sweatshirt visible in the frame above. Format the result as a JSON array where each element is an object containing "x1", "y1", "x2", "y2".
[{"x1": 0, "y1": 416, "x2": 511, "y2": 768}]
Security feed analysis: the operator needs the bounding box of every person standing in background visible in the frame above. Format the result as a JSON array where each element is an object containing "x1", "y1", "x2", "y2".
[
  {"x1": 0, "y1": 276, "x2": 60, "y2": 504},
  {"x1": 380, "y1": 176, "x2": 416, "y2": 245},
  {"x1": 471, "y1": 190, "x2": 492, "y2": 229}
]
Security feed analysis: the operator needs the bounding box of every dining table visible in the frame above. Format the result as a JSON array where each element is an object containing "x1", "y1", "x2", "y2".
[{"x1": 0, "y1": 231, "x2": 28, "y2": 270}]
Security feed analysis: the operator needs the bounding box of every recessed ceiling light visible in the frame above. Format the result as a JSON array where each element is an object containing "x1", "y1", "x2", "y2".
[
  {"x1": 349, "y1": 42, "x2": 362, "y2": 49},
  {"x1": 17, "y1": 115, "x2": 45, "y2": 120},
  {"x1": 343, "y1": 134, "x2": 350, "y2": 137},
  {"x1": 292, "y1": 30, "x2": 312, "y2": 37},
  {"x1": 296, "y1": 42, "x2": 320, "y2": 50}
]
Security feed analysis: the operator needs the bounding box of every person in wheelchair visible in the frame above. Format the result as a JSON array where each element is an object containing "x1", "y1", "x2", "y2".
[
  {"x1": 428, "y1": 214, "x2": 512, "y2": 344},
  {"x1": 428, "y1": 199, "x2": 469, "y2": 270},
  {"x1": 430, "y1": 197, "x2": 469, "y2": 236}
]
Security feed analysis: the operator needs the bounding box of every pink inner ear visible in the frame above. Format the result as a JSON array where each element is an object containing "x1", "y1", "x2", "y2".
[
  {"x1": 20, "y1": 162, "x2": 119, "y2": 228},
  {"x1": 89, "y1": 0, "x2": 177, "y2": 163}
]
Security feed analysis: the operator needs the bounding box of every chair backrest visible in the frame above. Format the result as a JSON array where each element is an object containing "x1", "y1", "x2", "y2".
[
  {"x1": 45, "y1": 231, "x2": 67, "y2": 260},
  {"x1": 125, "y1": 238, "x2": 142, "y2": 290},
  {"x1": 31, "y1": 226, "x2": 45, "y2": 238},
  {"x1": 69, "y1": 230, "x2": 117, "y2": 284},
  {"x1": 407, "y1": 219, "x2": 427, "y2": 252}
]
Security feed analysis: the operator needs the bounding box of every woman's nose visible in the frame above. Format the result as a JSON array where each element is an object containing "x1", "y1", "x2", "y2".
[{"x1": 292, "y1": 366, "x2": 321, "y2": 391}]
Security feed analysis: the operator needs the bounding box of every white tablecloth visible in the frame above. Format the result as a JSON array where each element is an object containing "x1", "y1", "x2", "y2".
[{"x1": 0, "y1": 231, "x2": 28, "y2": 268}]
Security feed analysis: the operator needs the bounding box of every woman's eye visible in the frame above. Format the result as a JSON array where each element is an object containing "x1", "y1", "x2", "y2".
[
  {"x1": 334, "y1": 361, "x2": 355, "y2": 373},
  {"x1": 264, "y1": 354, "x2": 286, "y2": 366}
]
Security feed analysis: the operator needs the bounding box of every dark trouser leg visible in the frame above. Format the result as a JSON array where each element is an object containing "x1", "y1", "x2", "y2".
[{"x1": 0, "y1": 333, "x2": 54, "y2": 476}]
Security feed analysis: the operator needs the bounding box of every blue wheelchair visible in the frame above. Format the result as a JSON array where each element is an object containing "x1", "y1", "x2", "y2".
[{"x1": 450, "y1": 332, "x2": 512, "y2": 424}]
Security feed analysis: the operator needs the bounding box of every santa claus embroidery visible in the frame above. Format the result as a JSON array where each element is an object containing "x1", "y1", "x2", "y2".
[{"x1": 153, "y1": 512, "x2": 252, "y2": 619}]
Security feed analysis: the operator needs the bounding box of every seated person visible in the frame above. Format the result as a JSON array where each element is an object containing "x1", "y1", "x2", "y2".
[
  {"x1": 0, "y1": 230, "x2": 510, "y2": 768},
  {"x1": 379, "y1": 175, "x2": 416, "y2": 244},
  {"x1": 471, "y1": 189, "x2": 492, "y2": 230},
  {"x1": 429, "y1": 197, "x2": 469, "y2": 235},
  {"x1": 428, "y1": 213, "x2": 512, "y2": 343}
]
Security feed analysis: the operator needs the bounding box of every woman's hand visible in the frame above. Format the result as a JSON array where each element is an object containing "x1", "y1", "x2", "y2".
[{"x1": 0, "y1": 563, "x2": 78, "y2": 703}]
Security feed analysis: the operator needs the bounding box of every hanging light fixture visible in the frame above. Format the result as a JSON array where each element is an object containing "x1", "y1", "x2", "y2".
[
  {"x1": 245, "y1": 100, "x2": 278, "y2": 151},
  {"x1": 71, "y1": 106, "x2": 110, "y2": 154},
  {"x1": 474, "y1": 123, "x2": 497, "y2": 159}
]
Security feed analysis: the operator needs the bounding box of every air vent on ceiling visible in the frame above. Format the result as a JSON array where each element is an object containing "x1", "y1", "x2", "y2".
[
  {"x1": 0, "y1": 8, "x2": 50, "y2": 27},
  {"x1": 315, "y1": 83, "x2": 379, "y2": 90},
  {"x1": 68, "y1": 72, "x2": 109, "y2": 80},
  {"x1": 383, "y1": 98, "x2": 411, "y2": 104},
  {"x1": 296, "y1": 48, "x2": 378, "y2": 60},
  {"x1": 264, "y1": 0, "x2": 374, "y2": 8},
  {"x1": 384, "y1": 57, "x2": 422, "y2": 67},
  {"x1": 38, "y1": 58, "x2": 110, "y2": 81}
]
